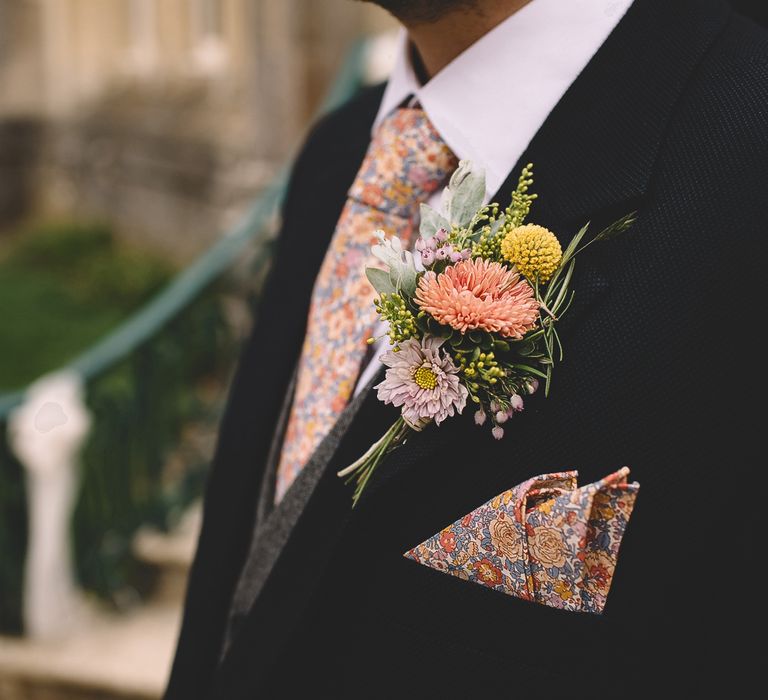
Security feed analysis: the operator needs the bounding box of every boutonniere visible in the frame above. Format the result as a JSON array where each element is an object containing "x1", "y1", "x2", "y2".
[{"x1": 338, "y1": 161, "x2": 634, "y2": 505}]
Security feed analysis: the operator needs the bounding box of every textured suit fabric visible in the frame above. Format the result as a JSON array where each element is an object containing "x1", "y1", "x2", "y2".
[
  {"x1": 166, "y1": 1, "x2": 767, "y2": 696},
  {"x1": 730, "y1": 0, "x2": 768, "y2": 27}
]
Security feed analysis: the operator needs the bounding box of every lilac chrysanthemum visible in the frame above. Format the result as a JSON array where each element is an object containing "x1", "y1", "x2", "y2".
[{"x1": 375, "y1": 336, "x2": 468, "y2": 430}]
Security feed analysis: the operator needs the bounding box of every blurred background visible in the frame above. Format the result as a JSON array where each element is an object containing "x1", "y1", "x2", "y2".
[
  {"x1": 1, "y1": 0, "x2": 765, "y2": 698},
  {"x1": 0, "y1": 1, "x2": 394, "y2": 697}
]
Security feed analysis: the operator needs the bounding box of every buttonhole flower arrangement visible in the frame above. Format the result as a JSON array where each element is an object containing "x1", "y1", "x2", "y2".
[{"x1": 338, "y1": 162, "x2": 635, "y2": 505}]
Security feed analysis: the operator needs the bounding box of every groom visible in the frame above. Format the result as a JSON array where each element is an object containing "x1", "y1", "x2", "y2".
[{"x1": 167, "y1": 0, "x2": 766, "y2": 696}]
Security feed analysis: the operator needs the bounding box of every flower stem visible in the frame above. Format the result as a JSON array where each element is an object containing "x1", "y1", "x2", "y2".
[
  {"x1": 336, "y1": 429, "x2": 391, "y2": 478},
  {"x1": 336, "y1": 417, "x2": 409, "y2": 507}
]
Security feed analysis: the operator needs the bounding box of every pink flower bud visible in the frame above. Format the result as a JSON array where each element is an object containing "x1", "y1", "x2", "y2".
[
  {"x1": 435, "y1": 227, "x2": 449, "y2": 243},
  {"x1": 415, "y1": 237, "x2": 427, "y2": 252},
  {"x1": 510, "y1": 394, "x2": 524, "y2": 412},
  {"x1": 421, "y1": 249, "x2": 435, "y2": 266},
  {"x1": 435, "y1": 246, "x2": 449, "y2": 261},
  {"x1": 492, "y1": 425, "x2": 505, "y2": 440},
  {"x1": 526, "y1": 379, "x2": 539, "y2": 395},
  {"x1": 490, "y1": 400, "x2": 501, "y2": 413},
  {"x1": 474, "y1": 409, "x2": 487, "y2": 426},
  {"x1": 495, "y1": 410, "x2": 508, "y2": 424},
  {"x1": 461, "y1": 249, "x2": 472, "y2": 260}
]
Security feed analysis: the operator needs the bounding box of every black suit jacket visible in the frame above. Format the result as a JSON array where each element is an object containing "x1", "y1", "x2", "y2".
[{"x1": 167, "y1": 1, "x2": 767, "y2": 696}]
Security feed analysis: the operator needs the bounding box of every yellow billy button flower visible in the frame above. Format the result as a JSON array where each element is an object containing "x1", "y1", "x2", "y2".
[
  {"x1": 413, "y1": 365, "x2": 438, "y2": 390},
  {"x1": 500, "y1": 224, "x2": 563, "y2": 283}
]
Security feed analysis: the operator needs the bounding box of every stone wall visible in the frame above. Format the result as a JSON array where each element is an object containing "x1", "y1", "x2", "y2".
[
  {"x1": 34, "y1": 87, "x2": 275, "y2": 261},
  {"x1": 0, "y1": 0, "x2": 395, "y2": 258},
  {"x1": 0, "y1": 119, "x2": 43, "y2": 232}
]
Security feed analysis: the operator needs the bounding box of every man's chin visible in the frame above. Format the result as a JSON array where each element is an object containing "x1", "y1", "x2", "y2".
[{"x1": 357, "y1": 0, "x2": 479, "y2": 23}]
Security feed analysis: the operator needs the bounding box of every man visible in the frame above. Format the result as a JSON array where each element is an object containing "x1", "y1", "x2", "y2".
[{"x1": 167, "y1": 0, "x2": 766, "y2": 696}]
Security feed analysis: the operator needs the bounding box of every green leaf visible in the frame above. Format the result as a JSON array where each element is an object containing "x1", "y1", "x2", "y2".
[
  {"x1": 448, "y1": 160, "x2": 486, "y2": 228},
  {"x1": 365, "y1": 267, "x2": 396, "y2": 296},
  {"x1": 488, "y1": 217, "x2": 505, "y2": 237},
  {"x1": 550, "y1": 259, "x2": 575, "y2": 313},
  {"x1": 560, "y1": 223, "x2": 590, "y2": 265},
  {"x1": 511, "y1": 364, "x2": 549, "y2": 379},
  {"x1": 419, "y1": 204, "x2": 450, "y2": 239},
  {"x1": 390, "y1": 264, "x2": 417, "y2": 298},
  {"x1": 552, "y1": 325, "x2": 564, "y2": 362},
  {"x1": 516, "y1": 341, "x2": 535, "y2": 356},
  {"x1": 591, "y1": 211, "x2": 637, "y2": 243},
  {"x1": 371, "y1": 234, "x2": 419, "y2": 297}
]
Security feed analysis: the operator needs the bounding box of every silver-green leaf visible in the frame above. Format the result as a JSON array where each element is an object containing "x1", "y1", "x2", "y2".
[
  {"x1": 371, "y1": 232, "x2": 419, "y2": 297},
  {"x1": 447, "y1": 160, "x2": 486, "y2": 228},
  {"x1": 365, "y1": 267, "x2": 396, "y2": 296},
  {"x1": 419, "y1": 203, "x2": 450, "y2": 239}
]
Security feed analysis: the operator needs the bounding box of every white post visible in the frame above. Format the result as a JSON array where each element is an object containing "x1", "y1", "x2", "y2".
[{"x1": 7, "y1": 371, "x2": 92, "y2": 640}]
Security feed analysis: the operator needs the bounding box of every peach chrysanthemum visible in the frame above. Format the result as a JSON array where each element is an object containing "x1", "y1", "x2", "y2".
[{"x1": 415, "y1": 258, "x2": 539, "y2": 339}]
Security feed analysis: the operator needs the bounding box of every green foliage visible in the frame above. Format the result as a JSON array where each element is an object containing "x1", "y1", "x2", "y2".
[
  {"x1": 365, "y1": 267, "x2": 396, "y2": 296},
  {"x1": 471, "y1": 224, "x2": 504, "y2": 261},
  {"x1": 371, "y1": 235, "x2": 419, "y2": 297},
  {"x1": 374, "y1": 292, "x2": 418, "y2": 346},
  {"x1": 418, "y1": 203, "x2": 450, "y2": 240},
  {"x1": 0, "y1": 221, "x2": 233, "y2": 630},
  {"x1": 5, "y1": 222, "x2": 171, "y2": 307},
  {"x1": 465, "y1": 165, "x2": 538, "y2": 264},
  {"x1": 591, "y1": 211, "x2": 638, "y2": 243},
  {"x1": 0, "y1": 222, "x2": 173, "y2": 389},
  {"x1": 506, "y1": 163, "x2": 538, "y2": 229},
  {"x1": 72, "y1": 291, "x2": 230, "y2": 603},
  {"x1": 446, "y1": 160, "x2": 486, "y2": 228}
]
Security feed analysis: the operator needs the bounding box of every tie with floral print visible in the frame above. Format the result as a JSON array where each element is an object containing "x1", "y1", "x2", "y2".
[{"x1": 274, "y1": 108, "x2": 458, "y2": 503}]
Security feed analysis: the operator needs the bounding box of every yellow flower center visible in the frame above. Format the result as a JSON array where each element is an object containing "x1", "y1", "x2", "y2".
[{"x1": 413, "y1": 365, "x2": 438, "y2": 390}]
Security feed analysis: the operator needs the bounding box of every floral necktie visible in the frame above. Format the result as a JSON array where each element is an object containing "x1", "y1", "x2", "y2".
[{"x1": 274, "y1": 108, "x2": 457, "y2": 503}]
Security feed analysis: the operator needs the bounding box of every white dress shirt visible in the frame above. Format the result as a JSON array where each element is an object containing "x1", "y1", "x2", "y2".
[{"x1": 354, "y1": 0, "x2": 634, "y2": 396}]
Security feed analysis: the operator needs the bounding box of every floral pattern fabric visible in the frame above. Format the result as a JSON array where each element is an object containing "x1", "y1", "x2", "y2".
[
  {"x1": 404, "y1": 467, "x2": 639, "y2": 614},
  {"x1": 274, "y1": 109, "x2": 458, "y2": 503}
]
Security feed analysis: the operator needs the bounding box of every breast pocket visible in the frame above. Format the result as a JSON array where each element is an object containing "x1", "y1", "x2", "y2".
[{"x1": 360, "y1": 552, "x2": 614, "y2": 684}]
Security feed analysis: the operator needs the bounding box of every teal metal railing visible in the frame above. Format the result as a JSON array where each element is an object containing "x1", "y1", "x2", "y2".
[
  {"x1": 0, "y1": 39, "x2": 368, "y2": 633},
  {"x1": 0, "y1": 39, "x2": 368, "y2": 419}
]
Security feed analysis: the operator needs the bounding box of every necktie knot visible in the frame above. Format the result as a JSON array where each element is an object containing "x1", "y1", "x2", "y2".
[{"x1": 348, "y1": 108, "x2": 458, "y2": 221}]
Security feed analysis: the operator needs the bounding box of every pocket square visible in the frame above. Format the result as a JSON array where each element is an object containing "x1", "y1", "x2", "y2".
[{"x1": 404, "y1": 467, "x2": 639, "y2": 614}]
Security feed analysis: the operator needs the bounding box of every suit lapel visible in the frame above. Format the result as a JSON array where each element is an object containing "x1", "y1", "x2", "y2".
[
  {"x1": 223, "y1": 86, "x2": 384, "y2": 519},
  {"x1": 216, "y1": 0, "x2": 731, "y2": 685},
  {"x1": 222, "y1": 372, "x2": 379, "y2": 649}
]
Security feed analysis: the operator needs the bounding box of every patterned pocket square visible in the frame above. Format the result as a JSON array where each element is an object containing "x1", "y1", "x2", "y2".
[{"x1": 404, "y1": 467, "x2": 639, "y2": 614}]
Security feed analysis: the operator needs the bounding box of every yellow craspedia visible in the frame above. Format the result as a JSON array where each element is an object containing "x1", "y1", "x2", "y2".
[{"x1": 500, "y1": 224, "x2": 563, "y2": 283}]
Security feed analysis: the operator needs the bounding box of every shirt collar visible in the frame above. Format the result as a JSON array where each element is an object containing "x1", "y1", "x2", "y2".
[{"x1": 374, "y1": 0, "x2": 634, "y2": 200}]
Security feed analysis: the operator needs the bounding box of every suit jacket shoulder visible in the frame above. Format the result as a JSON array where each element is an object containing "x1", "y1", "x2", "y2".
[{"x1": 676, "y1": 12, "x2": 768, "y2": 155}]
